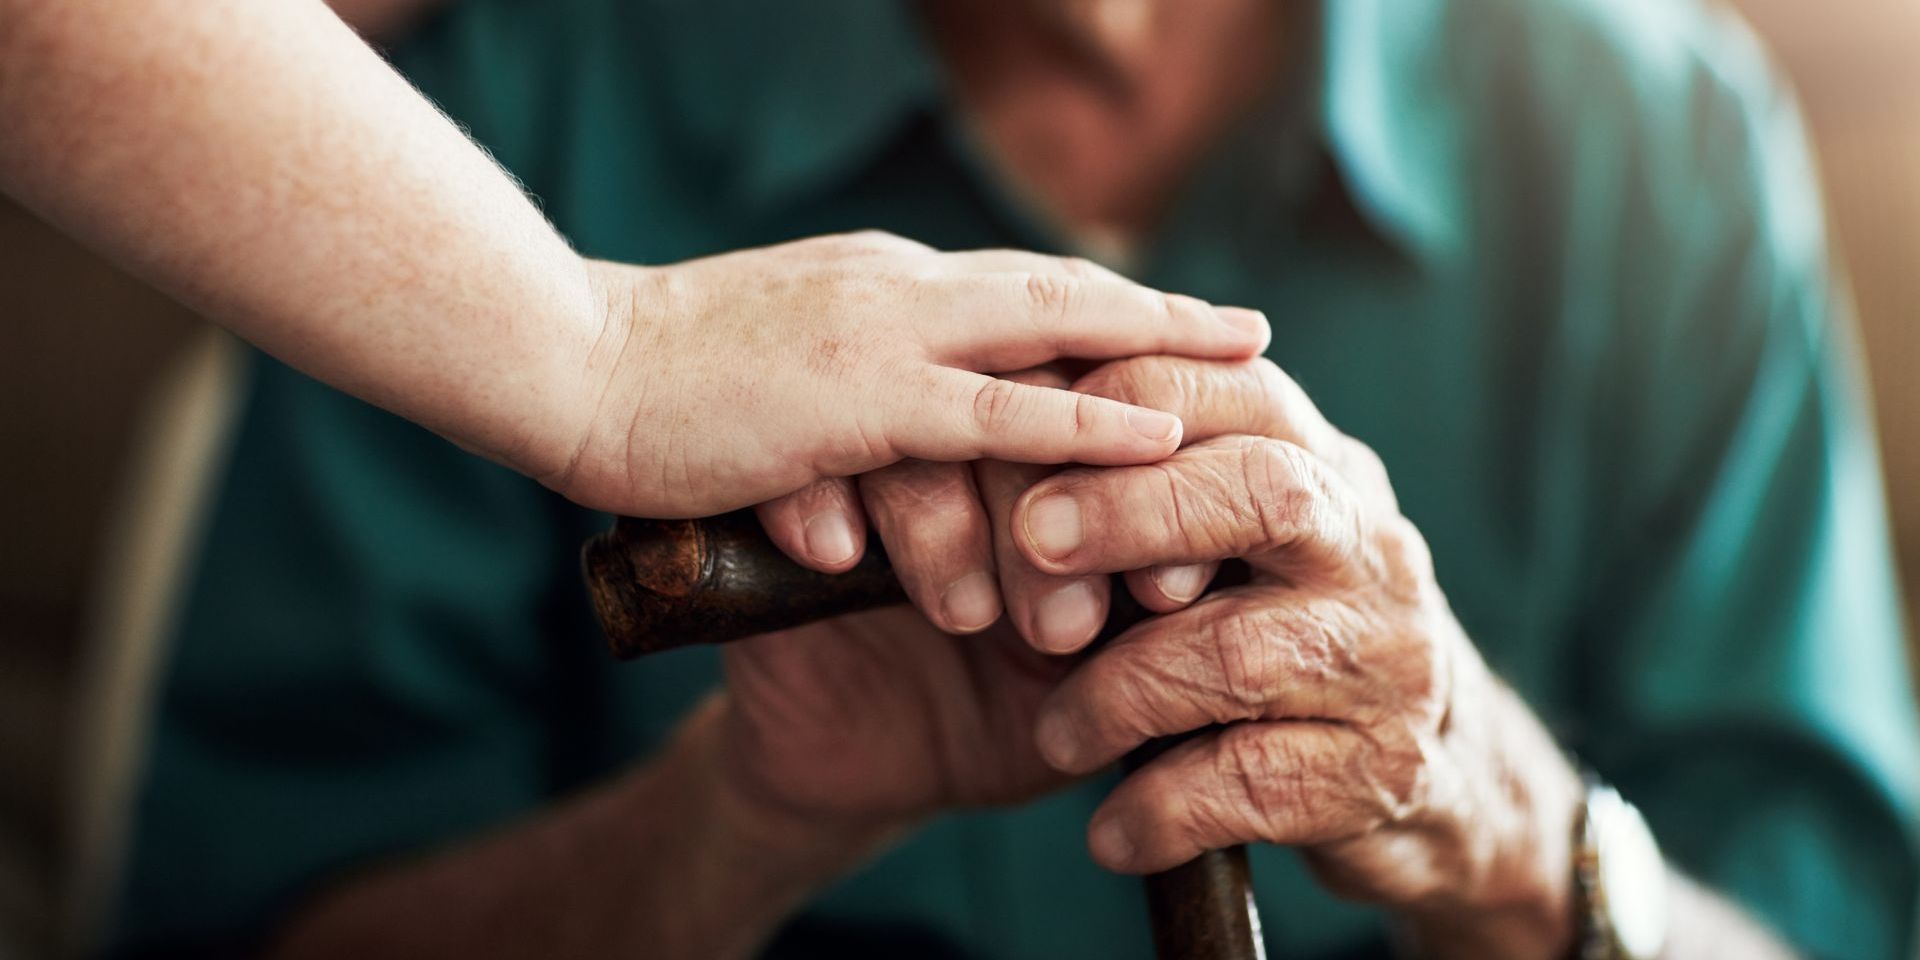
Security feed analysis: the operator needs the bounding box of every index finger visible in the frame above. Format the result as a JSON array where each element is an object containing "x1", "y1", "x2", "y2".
[
  {"x1": 1072, "y1": 356, "x2": 1397, "y2": 510},
  {"x1": 1011, "y1": 435, "x2": 1369, "y2": 579},
  {"x1": 920, "y1": 271, "x2": 1271, "y2": 372}
]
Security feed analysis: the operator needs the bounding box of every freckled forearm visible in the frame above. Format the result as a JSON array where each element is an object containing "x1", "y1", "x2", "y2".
[{"x1": 0, "y1": 0, "x2": 602, "y2": 476}]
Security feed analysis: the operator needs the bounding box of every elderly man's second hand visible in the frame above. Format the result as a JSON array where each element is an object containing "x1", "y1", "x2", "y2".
[
  {"x1": 979, "y1": 355, "x2": 1797, "y2": 960},
  {"x1": 995, "y1": 356, "x2": 1580, "y2": 957}
]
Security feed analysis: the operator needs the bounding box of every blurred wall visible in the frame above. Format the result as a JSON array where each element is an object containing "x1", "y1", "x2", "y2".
[
  {"x1": 0, "y1": 0, "x2": 1914, "y2": 953},
  {"x1": 1732, "y1": 0, "x2": 1920, "y2": 604}
]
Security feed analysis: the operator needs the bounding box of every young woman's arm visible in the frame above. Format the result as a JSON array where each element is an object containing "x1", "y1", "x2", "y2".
[{"x1": 0, "y1": 0, "x2": 1269, "y2": 519}]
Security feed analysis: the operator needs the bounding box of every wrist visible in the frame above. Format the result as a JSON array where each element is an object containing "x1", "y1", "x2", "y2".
[
  {"x1": 1401, "y1": 678, "x2": 1583, "y2": 960},
  {"x1": 700, "y1": 694, "x2": 912, "y2": 872},
  {"x1": 530, "y1": 257, "x2": 650, "y2": 510},
  {"x1": 677, "y1": 696, "x2": 905, "y2": 897},
  {"x1": 608, "y1": 696, "x2": 904, "y2": 959}
]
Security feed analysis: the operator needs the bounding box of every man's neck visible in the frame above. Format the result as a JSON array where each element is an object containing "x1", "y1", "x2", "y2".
[{"x1": 923, "y1": 0, "x2": 1292, "y2": 249}]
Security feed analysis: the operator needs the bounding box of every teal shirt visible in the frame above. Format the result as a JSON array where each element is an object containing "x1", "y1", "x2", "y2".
[{"x1": 112, "y1": 0, "x2": 1920, "y2": 957}]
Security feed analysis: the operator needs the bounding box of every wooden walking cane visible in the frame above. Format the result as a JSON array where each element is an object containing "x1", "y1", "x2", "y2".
[{"x1": 583, "y1": 511, "x2": 1266, "y2": 960}]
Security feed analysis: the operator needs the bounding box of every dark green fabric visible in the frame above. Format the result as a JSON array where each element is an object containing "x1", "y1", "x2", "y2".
[{"x1": 110, "y1": 0, "x2": 1920, "y2": 957}]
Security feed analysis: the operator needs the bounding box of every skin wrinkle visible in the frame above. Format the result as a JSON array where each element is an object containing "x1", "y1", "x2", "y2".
[
  {"x1": 1208, "y1": 603, "x2": 1281, "y2": 720},
  {"x1": 1216, "y1": 726, "x2": 1290, "y2": 840},
  {"x1": 548, "y1": 263, "x2": 644, "y2": 491},
  {"x1": 970, "y1": 376, "x2": 1025, "y2": 438},
  {"x1": 1069, "y1": 390, "x2": 1097, "y2": 440},
  {"x1": 1153, "y1": 459, "x2": 1195, "y2": 553},
  {"x1": 1242, "y1": 439, "x2": 1305, "y2": 554},
  {"x1": 1234, "y1": 723, "x2": 1346, "y2": 840},
  {"x1": 1279, "y1": 597, "x2": 1359, "y2": 718},
  {"x1": 861, "y1": 463, "x2": 994, "y2": 624},
  {"x1": 1117, "y1": 652, "x2": 1198, "y2": 747},
  {"x1": 1023, "y1": 270, "x2": 1079, "y2": 328}
]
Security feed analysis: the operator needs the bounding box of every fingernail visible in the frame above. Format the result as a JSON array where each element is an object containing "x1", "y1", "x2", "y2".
[
  {"x1": 803, "y1": 512, "x2": 857, "y2": 566},
  {"x1": 1025, "y1": 494, "x2": 1084, "y2": 561},
  {"x1": 1036, "y1": 711, "x2": 1083, "y2": 770},
  {"x1": 1216, "y1": 306, "x2": 1270, "y2": 340},
  {"x1": 940, "y1": 572, "x2": 1000, "y2": 632},
  {"x1": 1150, "y1": 564, "x2": 1210, "y2": 604},
  {"x1": 1034, "y1": 579, "x2": 1101, "y2": 653},
  {"x1": 1124, "y1": 407, "x2": 1181, "y2": 444},
  {"x1": 1090, "y1": 816, "x2": 1135, "y2": 867}
]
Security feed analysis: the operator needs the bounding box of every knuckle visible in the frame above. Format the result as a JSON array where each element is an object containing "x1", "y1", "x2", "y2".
[
  {"x1": 1161, "y1": 292, "x2": 1213, "y2": 326},
  {"x1": 1212, "y1": 727, "x2": 1299, "y2": 832},
  {"x1": 1136, "y1": 778, "x2": 1204, "y2": 853},
  {"x1": 1280, "y1": 604, "x2": 1365, "y2": 706},
  {"x1": 1373, "y1": 514, "x2": 1434, "y2": 600},
  {"x1": 1341, "y1": 436, "x2": 1398, "y2": 506},
  {"x1": 1246, "y1": 358, "x2": 1302, "y2": 432},
  {"x1": 1142, "y1": 290, "x2": 1180, "y2": 326},
  {"x1": 845, "y1": 229, "x2": 909, "y2": 251},
  {"x1": 1375, "y1": 619, "x2": 1451, "y2": 731},
  {"x1": 1238, "y1": 439, "x2": 1317, "y2": 544},
  {"x1": 862, "y1": 471, "x2": 978, "y2": 555},
  {"x1": 1355, "y1": 724, "x2": 1430, "y2": 822},
  {"x1": 970, "y1": 377, "x2": 1025, "y2": 433},
  {"x1": 1021, "y1": 272, "x2": 1079, "y2": 317},
  {"x1": 806, "y1": 230, "x2": 926, "y2": 260},
  {"x1": 878, "y1": 464, "x2": 975, "y2": 518},
  {"x1": 1251, "y1": 361, "x2": 1341, "y2": 453},
  {"x1": 803, "y1": 232, "x2": 872, "y2": 257},
  {"x1": 790, "y1": 476, "x2": 851, "y2": 513},
  {"x1": 1102, "y1": 654, "x2": 1188, "y2": 743},
  {"x1": 1145, "y1": 461, "x2": 1209, "y2": 552},
  {"x1": 795, "y1": 262, "x2": 873, "y2": 312},
  {"x1": 1203, "y1": 610, "x2": 1280, "y2": 717}
]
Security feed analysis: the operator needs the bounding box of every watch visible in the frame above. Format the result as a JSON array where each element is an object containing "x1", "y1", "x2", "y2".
[{"x1": 1571, "y1": 774, "x2": 1670, "y2": 960}]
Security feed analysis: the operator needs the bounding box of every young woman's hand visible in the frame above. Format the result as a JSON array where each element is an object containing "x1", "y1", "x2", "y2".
[{"x1": 549, "y1": 233, "x2": 1269, "y2": 518}]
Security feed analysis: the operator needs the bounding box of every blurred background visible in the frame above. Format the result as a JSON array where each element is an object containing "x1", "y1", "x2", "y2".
[{"x1": 0, "y1": 0, "x2": 1915, "y2": 954}]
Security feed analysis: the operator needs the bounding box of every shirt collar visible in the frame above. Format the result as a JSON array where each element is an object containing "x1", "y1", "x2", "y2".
[
  {"x1": 681, "y1": 0, "x2": 1465, "y2": 265},
  {"x1": 1317, "y1": 0, "x2": 1468, "y2": 264}
]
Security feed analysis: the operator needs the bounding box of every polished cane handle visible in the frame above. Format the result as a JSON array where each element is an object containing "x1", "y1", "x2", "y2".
[{"x1": 582, "y1": 511, "x2": 1265, "y2": 960}]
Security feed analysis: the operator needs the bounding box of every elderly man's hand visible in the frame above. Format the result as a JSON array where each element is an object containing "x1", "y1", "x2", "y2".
[
  {"x1": 710, "y1": 607, "x2": 1072, "y2": 840},
  {"x1": 1005, "y1": 357, "x2": 1584, "y2": 960}
]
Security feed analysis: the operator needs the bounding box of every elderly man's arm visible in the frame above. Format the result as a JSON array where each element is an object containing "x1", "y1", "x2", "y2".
[{"x1": 266, "y1": 698, "x2": 896, "y2": 960}]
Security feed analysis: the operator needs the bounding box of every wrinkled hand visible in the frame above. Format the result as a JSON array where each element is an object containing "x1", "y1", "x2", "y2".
[
  {"x1": 999, "y1": 356, "x2": 1583, "y2": 958},
  {"x1": 710, "y1": 368, "x2": 1116, "y2": 831},
  {"x1": 744, "y1": 354, "x2": 1581, "y2": 957},
  {"x1": 712, "y1": 608, "x2": 1072, "y2": 831},
  {"x1": 550, "y1": 233, "x2": 1269, "y2": 517}
]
